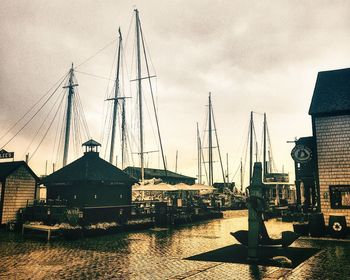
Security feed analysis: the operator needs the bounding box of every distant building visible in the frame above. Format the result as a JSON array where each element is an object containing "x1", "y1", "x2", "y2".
[
  {"x1": 42, "y1": 140, "x2": 137, "y2": 223},
  {"x1": 0, "y1": 161, "x2": 39, "y2": 225},
  {"x1": 308, "y1": 68, "x2": 350, "y2": 224},
  {"x1": 124, "y1": 166, "x2": 196, "y2": 185}
]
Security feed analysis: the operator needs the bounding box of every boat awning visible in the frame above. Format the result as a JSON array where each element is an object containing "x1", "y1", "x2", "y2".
[
  {"x1": 175, "y1": 183, "x2": 217, "y2": 191},
  {"x1": 132, "y1": 183, "x2": 178, "y2": 191}
]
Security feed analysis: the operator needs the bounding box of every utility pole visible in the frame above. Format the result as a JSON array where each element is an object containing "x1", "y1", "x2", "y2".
[{"x1": 62, "y1": 64, "x2": 78, "y2": 167}]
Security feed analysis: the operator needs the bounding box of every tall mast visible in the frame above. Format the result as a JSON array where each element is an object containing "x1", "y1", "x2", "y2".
[
  {"x1": 197, "y1": 122, "x2": 202, "y2": 184},
  {"x1": 249, "y1": 111, "x2": 253, "y2": 185},
  {"x1": 240, "y1": 158, "x2": 243, "y2": 192},
  {"x1": 208, "y1": 93, "x2": 213, "y2": 186},
  {"x1": 121, "y1": 98, "x2": 126, "y2": 169},
  {"x1": 263, "y1": 112, "x2": 267, "y2": 181},
  {"x1": 211, "y1": 103, "x2": 226, "y2": 188},
  {"x1": 109, "y1": 28, "x2": 122, "y2": 164},
  {"x1": 135, "y1": 9, "x2": 144, "y2": 182},
  {"x1": 62, "y1": 64, "x2": 78, "y2": 167},
  {"x1": 226, "y1": 153, "x2": 229, "y2": 185},
  {"x1": 175, "y1": 150, "x2": 178, "y2": 173}
]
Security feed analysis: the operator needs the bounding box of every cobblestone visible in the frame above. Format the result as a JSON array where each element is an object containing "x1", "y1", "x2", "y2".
[{"x1": 1, "y1": 211, "x2": 350, "y2": 279}]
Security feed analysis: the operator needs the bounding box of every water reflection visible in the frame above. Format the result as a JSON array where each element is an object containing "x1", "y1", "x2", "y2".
[{"x1": 1, "y1": 215, "x2": 298, "y2": 279}]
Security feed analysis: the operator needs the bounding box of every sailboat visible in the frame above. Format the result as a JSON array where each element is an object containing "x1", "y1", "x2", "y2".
[{"x1": 197, "y1": 93, "x2": 226, "y2": 189}]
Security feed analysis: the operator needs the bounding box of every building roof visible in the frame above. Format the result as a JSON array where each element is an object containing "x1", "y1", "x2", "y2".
[
  {"x1": 309, "y1": 68, "x2": 350, "y2": 116},
  {"x1": 82, "y1": 139, "x2": 101, "y2": 147},
  {"x1": 124, "y1": 166, "x2": 196, "y2": 180},
  {"x1": 0, "y1": 161, "x2": 39, "y2": 181},
  {"x1": 42, "y1": 152, "x2": 137, "y2": 185}
]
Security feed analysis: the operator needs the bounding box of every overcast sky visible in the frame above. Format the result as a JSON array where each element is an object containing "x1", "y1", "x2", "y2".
[{"x1": 1, "y1": 1, "x2": 350, "y2": 185}]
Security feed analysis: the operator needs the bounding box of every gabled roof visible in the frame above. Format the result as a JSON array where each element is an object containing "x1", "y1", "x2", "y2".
[
  {"x1": 42, "y1": 152, "x2": 137, "y2": 185},
  {"x1": 124, "y1": 166, "x2": 196, "y2": 180},
  {"x1": 309, "y1": 68, "x2": 350, "y2": 116},
  {"x1": 0, "y1": 161, "x2": 39, "y2": 181}
]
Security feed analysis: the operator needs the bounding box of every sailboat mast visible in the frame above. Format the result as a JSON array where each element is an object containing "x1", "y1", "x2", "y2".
[
  {"x1": 109, "y1": 28, "x2": 122, "y2": 164},
  {"x1": 197, "y1": 122, "x2": 202, "y2": 184},
  {"x1": 175, "y1": 150, "x2": 178, "y2": 173},
  {"x1": 121, "y1": 99, "x2": 126, "y2": 169},
  {"x1": 208, "y1": 93, "x2": 213, "y2": 186},
  {"x1": 135, "y1": 9, "x2": 144, "y2": 182},
  {"x1": 211, "y1": 104, "x2": 227, "y2": 188},
  {"x1": 63, "y1": 63, "x2": 78, "y2": 167},
  {"x1": 240, "y1": 158, "x2": 243, "y2": 192},
  {"x1": 249, "y1": 111, "x2": 253, "y2": 184},
  {"x1": 263, "y1": 112, "x2": 267, "y2": 181}
]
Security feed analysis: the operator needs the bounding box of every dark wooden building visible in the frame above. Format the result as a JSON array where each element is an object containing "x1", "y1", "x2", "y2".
[
  {"x1": 124, "y1": 166, "x2": 196, "y2": 185},
  {"x1": 0, "y1": 161, "x2": 39, "y2": 225},
  {"x1": 42, "y1": 140, "x2": 137, "y2": 223},
  {"x1": 308, "y1": 68, "x2": 350, "y2": 225}
]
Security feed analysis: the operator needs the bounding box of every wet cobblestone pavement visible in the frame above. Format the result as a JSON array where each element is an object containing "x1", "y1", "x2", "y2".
[{"x1": 1, "y1": 211, "x2": 350, "y2": 279}]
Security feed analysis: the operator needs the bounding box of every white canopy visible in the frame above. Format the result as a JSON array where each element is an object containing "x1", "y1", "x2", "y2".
[
  {"x1": 132, "y1": 182, "x2": 178, "y2": 192},
  {"x1": 132, "y1": 182, "x2": 216, "y2": 192}
]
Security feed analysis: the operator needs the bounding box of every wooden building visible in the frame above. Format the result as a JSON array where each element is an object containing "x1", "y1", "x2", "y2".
[
  {"x1": 124, "y1": 166, "x2": 196, "y2": 185},
  {"x1": 0, "y1": 161, "x2": 39, "y2": 225},
  {"x1": 42, "y1": 140, "x2": 137, "y2": 223},
  {"x1": 309, "y1": 68, "x2": 350, "y2": 224}
]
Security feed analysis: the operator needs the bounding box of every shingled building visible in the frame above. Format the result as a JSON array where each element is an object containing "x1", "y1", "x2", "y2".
[
  {"x1": 309, "y1": 68, "x2": 350, "y2": 224},
  {"x1": 0, "y1": 161, "x2": 39, "y2": 225},
  {"x1": 42, "y1": 140, "x2": 137, "y2": 223}
]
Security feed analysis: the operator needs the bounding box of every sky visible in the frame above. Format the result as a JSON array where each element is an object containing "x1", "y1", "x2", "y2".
[{"x1": 1, "y1": 0, "x2": 350, "y2": 186}]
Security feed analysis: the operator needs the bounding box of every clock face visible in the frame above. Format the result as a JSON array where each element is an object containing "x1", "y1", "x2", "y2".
[{"x1": 291, "y1": 145, "x2": 312, "y2": 163}]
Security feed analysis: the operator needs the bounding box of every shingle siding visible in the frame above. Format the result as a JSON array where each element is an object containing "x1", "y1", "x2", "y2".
[
  {"x1": 316, "y1": 115, "x2": 350, "y2": 224},
  {"x1": 1, "y1": 166, "x2": 36, "y2": 224}
]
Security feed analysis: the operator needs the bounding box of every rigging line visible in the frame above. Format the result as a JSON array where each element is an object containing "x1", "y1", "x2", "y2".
[
  {"x1": 1, "y1": 74, "x2": 68, "y2": 150},
  {"x1": 29, "y1": 93, "x2": 65, "y2": 162},
  {"x1": 266, "y1": 122, "x2": 277, "y2": 172},
  {"x1": 72, "y1": 97, "x2": 80, "y2": 158},
  {"x1": 51, "y1": 90, "x2": 65, "y2": 164},
  {"x1": 139, "y1": 22, "x2": 167, "y2": 173},
  {"x1": 22, "y1": 87, "x2": 65, "y2": 158},
  {"x1": 211, "y1": 105, "x2": 226, "y2": 186},
  {"x1": 0, "y1": 71, "x2": 69, "y2": 143},
  {"x1": 57, "y1": 95, "x2": 68, "y2": 164},
  {"x1": 76, "y1": 91, "x2": 91, "y2": 139},
  {"x1": 100, "y1": 41, "x2": 118, "y2": 143},
  {"x1": 75, "y1": 70, "x2": 115, "y2": 81},
  {"x1": 74, "y1": 38, "x2": 118, "y2": 69}
]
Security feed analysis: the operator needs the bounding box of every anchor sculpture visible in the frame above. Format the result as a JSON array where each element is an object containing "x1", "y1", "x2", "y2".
[{"x1": 231, "y1": 162, "x2": 298, "y2": 260}]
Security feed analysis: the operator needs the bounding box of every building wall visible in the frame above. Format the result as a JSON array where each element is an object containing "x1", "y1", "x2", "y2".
[
  {"x1": 1, "y1": 166, "x2": 36, "y2": 224},
  {"x1": 46, "y1": 182, "x2": 132, "y2": 207},
  {"x1": 315, "y1": 114, "x2": 350, "y2": 224}
]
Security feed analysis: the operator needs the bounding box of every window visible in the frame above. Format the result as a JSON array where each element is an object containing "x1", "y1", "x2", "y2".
[
  {"x1": 94, "y1": 194, "x2": 97, "y2": 199},
  {"x1": 330, "y1": 185, "x2": 350, "y2": 209},
  {"x1": 120, "y1": 194, "x2": 123, "y2": 199},
  {"x1": 74, "y1": 195, "x2": 77, "y2": 199}
]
